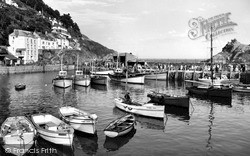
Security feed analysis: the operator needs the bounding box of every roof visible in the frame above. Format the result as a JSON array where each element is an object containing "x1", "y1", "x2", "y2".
[
  {"x1": 10, "y1": 29, "x2": 37, "y2": 38},
  {"x1": 0, "y1": 51, "x2": 18, "y2": 60},
  {"x1": 4, "y1": 54, "x2": 18, "y2": 60}
]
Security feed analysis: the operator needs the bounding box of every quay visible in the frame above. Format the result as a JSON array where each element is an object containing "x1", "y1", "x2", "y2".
[
  {"x1": 0, "y1": 64, "x2": 241, "y2": 82},
  {"x1": 165, "y1": 69, "x2": 240, "y2": 81}
]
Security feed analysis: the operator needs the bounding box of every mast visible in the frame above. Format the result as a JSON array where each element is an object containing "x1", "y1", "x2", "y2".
[
  {"x1": 210, "y1": 26, "x2": 214, "y2": 86},
  {"x1": 76, "y1": 54, "x2": 79, "y2": 71},
  {"x1": 61, "y1": 54, "x2": 63, "y2": 71},
  {"x1": 116, "y1": 53, "x2": 119, "y2": 69}
]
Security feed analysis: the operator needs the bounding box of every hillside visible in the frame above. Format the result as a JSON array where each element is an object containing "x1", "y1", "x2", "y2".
[
  {"x1": 220, "y1": 39, "x2": 250, "y2": 63},
  {"x1": 0, "y1": 0, "x2": 116, "y2": 63}
]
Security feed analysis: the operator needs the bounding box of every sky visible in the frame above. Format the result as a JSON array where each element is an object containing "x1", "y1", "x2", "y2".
[{"x1": 43, "y1": 0, "x2": 250, "y2": 59}]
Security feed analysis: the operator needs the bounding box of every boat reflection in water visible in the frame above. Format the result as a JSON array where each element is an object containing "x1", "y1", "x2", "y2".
[
  {"x1": 73, "y1": 85, "x2": 90, "y2": 93},
  {"x1": 35, "y1": 136, "x2": 74, "y2": 156},
  {"x1": 53, "y1": 86, "x2": 72, "y2": 96},
  {"x1": 113, "y1": 107, "x2": 164, "y2": 130},
  {"x1": 164, "y1": 105, "x2": 190, "y2": 122},
  {"x1": 74, "y1": 132, "x2": 98, "y2": 156},
  {"x1": 103, "y1": 128, "x2": 136, "y2": 152},
  {"x1": 91, "y1": 84, "x2": 108, "y2": 91},
  {"x1": 188, "y1": 94, "x2": 232, "y2": 107}
]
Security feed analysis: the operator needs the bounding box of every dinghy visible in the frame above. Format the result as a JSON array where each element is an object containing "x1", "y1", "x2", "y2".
[
  {"x1": 0, "y1": 116, "x2": 36, "y2": 156},
  {"x1": 31, "y1": 113, "x2": 74, "y2": 146},
  {"x1": 59, "y1": 106, "x2": 98, "y2": 134},
  {"x1": 115, "y1": 98, "x2": 165, "y2": 118},
  {"x1": 15, "y1": 83, "x2": 26, "y2": 91},
  {"x1": 104, "y1": 114, "x2": 135, "y2": 138}
]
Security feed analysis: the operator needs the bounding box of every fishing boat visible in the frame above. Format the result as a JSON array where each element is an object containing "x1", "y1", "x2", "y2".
[
  {"x1": 147, "y1": 91, "x2": 190, "y2": 109},
  {"x1": 91, "y1": 75, "x2": 108, "y2": 85},
  {"x1": 52, "y1": 54, "x2": 72, "y2": 88},
  {"x1": 73, "y1": 70, "x2": 91, "y2": 87},
  {"x1": 31, "y1": 113, "x2": 74, "y2": 146},
  {"x1": 114, "y1": 97, "x2": 165, "y2": 118},
  {"x1": 52, "y1": 70, "x2": 73, "y2": 88},
  {"x1": 186, "y1": 26, "x2": 232, "y2": 98},
  {"x1": 232, "y1": 83, "x2": 250, "y2": 93},
  {"x1": 0, "y1": 116, "x2": 36, "y2": 156},
  {"x1": 104, "y1": 114, "x2": 135, "y2": 138},
  {"x1": 59, "y1": 106, "x2": 98, "y2": 134},
  {"x1": 198, "y1": 74, "x2": 228, "y2": 86},
  {"x1": 108, "y1": 71, "x2": 145, "y2": 84},
  {"x1": 186, "y1": 84, "x2": 232, "y2": 98},
  {"x1": 15, "y1": 83, "x2": 26, "y2": 91},
  {"x1": 73, "y1": 55, "x2": 91, "y2": 87}
]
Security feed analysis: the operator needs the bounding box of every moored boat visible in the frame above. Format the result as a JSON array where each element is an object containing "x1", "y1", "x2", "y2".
[
  {"x1": 52, "y1": 70, "x2": 72, "y2": 88},
  {"x1": 0, "y1": 116, "x2": 36, "y2": 156},
  {"x1": 104, "y1": 114, "x2": 135, "y2": 138},
  {"x1": 91, "y1": 75, "x2": 108, "y2": 85},
  {"x1": 31, "y1": 113, "x2": 74, "y2": 146},
  {"x1": 232, "y1": 83, "x2": 250, "y2": 93},
  {"x1": 59, "y1": 106, "x2": 98, "y2": 134},
  {"x1": 114, "y1": 97, "x2": 164, "y2": 118},
  {"x1": 186, "y1": 26, "x2": 232, "y2": 99},
  {"x1": 109, "y1": 73, "x2": 145, "y2": 84},
  {"x1": 73, "y1": 70, "x2": 91, "y2": 87},
  {"x1": 198, "y1": 76, "x2": 228, "y2": 86},
  {"x1": 186, "y1": 85, "x2": 232, "y2": 98},
  {"x1": 147, "y1": 91, "x2": 190, "y2": 109},
  {"x1": 15, "y1": 83, "x2": 26, "y2": 91}
]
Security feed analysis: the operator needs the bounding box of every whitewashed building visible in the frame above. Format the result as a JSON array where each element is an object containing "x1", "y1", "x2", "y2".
[
  {"x1": 8, "y1": 29, "x2": 38, "y2": 64},
  {"x1": 34, "y1": 32, "x2": 57, "y2": 50},
  {"x1": 52, "y1": 23, "x2": 71, "y2": 39}
]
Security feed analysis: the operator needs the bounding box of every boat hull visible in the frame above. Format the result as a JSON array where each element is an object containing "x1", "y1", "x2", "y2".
[
  {"x1": 31, "y1": 114, "x2": 74, "y2": 146},
  {"x1": 59, "y1": 107, "x2": 97, "y2": 134},
  {"x1": 15, "y1": 84, "x2": 26, "y2": 91},
  {"x1": 186, "y1": 86, "x2": 232, "y2": 98},
  {"x1": 109, "y1": 74, "x2": 145, "y2": 84},
  {"x1": 53, "y1": 79, "x2": 72, "y2": 88},
  {"x1": 74, "y1": 78, "x2": 91, "y2": 87},
  {"x1": 233, "y1": 85, "x2": 250, "y2": 93},
  {"x1": 198, "y1": 78, "x2": 226, "y2": 86},
  {"x1": 147, "y1": 92, "x2": 189, "y2": 108},
  {"x1": 0, "y1": 116, "x2": 36, "y2": 156},
  {"x1": 114, "y1": 98, "x2": 164, "y2": 118},
  {"x1": 104, "y1": 114, "x2": 135, "y2": 138},
  {"x1": 104, "y1": 126, "x2": 134, "y2": 138},
  {"x1": 91, "y1": 76, "x2": 108, "y2": 85}
]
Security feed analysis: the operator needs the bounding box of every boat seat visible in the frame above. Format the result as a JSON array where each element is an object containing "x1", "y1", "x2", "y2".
[{"x1": 45, "y1": 122, "x2": 57, "y2": 131}]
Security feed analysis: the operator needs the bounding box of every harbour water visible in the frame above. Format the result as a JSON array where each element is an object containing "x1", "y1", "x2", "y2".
[{"x1": 0, "y1": 71, "x2": 250, "y2": 156}]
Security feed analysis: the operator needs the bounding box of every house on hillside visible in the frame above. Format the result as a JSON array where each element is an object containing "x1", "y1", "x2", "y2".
[
  {"x1": 8, "y1": 29, "x2": 39, "y2": 64},
  {"x1": 52, "y1": 23, "x2": 71, "y2": 39}
]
